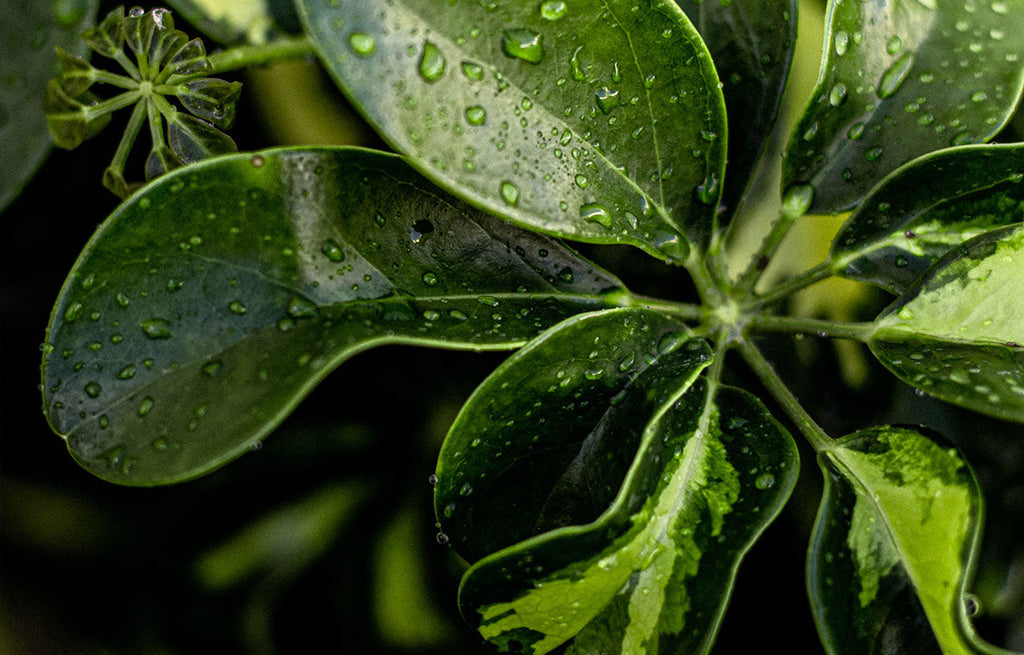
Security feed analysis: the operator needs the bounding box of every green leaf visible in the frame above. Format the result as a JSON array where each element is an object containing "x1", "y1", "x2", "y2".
[
  {"x1": 831, "y1": 143, "x2": 1024, "y2": 294},
  {"x1": 164, "y1": 0, "x2": 300, "y2": 45},
  {"x1": 869, "y1": 224, "x2": 1024, "y2": 423},
  {"x1": 435, "y1": 308, "x2": 712, "y2": 561},
  {"x1": 783, "y1": 0, "x2": 1024, "y2": 214},
  {"x1": 42, "y1": 81, "x2": 111, "y2": 150},
  {"x1": 296, "y1": 0, "x2": 728, "y2": 262},
  {"x1": 41, "y1": 147, "x2": 625, "y2": 486},
  {"x1": 166, "y1": 112, "x2": 238, "y2": 164},
  {"x1": 447, "y1": 374, "x2": 798, "y2": 654},
  {"x1": 175, "y1": 78, "x2": 243, "y2": 128},
  {"x1": 809, "y1": 426, "x2": 1008, "y2": 654},
  {"x1": 0, "y1": 0, "x2": 99, "y2": 211},
  {"x1": 676, "y1": 0, "x2": 797, "y2": 223}
]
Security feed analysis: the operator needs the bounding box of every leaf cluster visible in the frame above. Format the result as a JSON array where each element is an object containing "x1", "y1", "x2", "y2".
[{"x1": 4, "y1": 0, "x2": 1024, "y2": 653}]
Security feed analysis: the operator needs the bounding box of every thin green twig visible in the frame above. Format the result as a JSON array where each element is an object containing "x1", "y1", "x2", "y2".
[
  {"x1": 737, "y1": 339, "x2": 834, "y2": 453},
  {"x1": 746, "y1": 315, "x2": 875, "y2": 342},
  {"x1": 744, "y1": 260, "x2": 837, "y2": 310}
]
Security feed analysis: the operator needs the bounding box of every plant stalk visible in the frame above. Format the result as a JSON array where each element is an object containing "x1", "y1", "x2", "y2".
[
  {"x1": 746, "y1": 315, "x2": 875, "y2": 342},
  {"x1": 172, "y1": 36, "x2": 316, "y2": 83},
  {"x1": 737, "y1": 339, "x2": 833, "y2": 453}
]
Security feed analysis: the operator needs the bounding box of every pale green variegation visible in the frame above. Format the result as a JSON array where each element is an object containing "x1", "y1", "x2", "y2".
[
  {"x1": 831, "y1": 144, "x2": 1024, "y2": 294},
  {"x1": 870, "y1": 224, "x2": 1024, "y2": 423},
  {"x1": 784, "y1": 0, "x2": 1024, "y2": 214},
  {"x1": 296, "y1": 0, "x2": 727, "y2": 262},
  {"x1": 436, "y1": 310, "x2": 798, "y2": 654},
  {"x1": 809, "y1": 426, "x2": 1009, "y2": 655},
  {"x1": 41, "y1": 147, "x2": 625, "y2": 485}
]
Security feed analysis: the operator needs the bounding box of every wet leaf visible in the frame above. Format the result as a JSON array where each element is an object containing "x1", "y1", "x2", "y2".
[
  {"x1": 783, "y1": 0, "x2": 1024, "y2": 214},
  {"x1": 809, "y1": 426, "x2": 1006, "y2": 654},
  {"x1": 439, "y1": 353, "x2": 798, "y2": 654},
  {"x1": 435, "y1": 308, "x2": 712, "y2": 561},
  {"x1": 176, "y1": 78, "x2": 243, "y2": 128},
  {"x1": 164, "y1": 0, "x2": 301, "y2": 45},
  {"x1": 832, "y1": 143, "x2": 1024, "y2": 294},
  {"x1": 869, "y1": 224, "x2": 1024, "y2": 423},
  {"x1": 296, "y1": 0, "x2": 727, "y2": 262},
  {"x1": 676, "y1": 0, "x2": 797, "y2": 224},
  {"x1": 41, "y1": 147, "x2": 625, "y2": 485},
  {"x1": 0, "y1": 0, "x2": 99, "y2": 211},
  {"x1": 166, "y1": 113, "x2": 238, "y2": 164}
]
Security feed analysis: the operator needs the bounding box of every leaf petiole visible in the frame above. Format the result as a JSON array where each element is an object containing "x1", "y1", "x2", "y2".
[
  {"x1": 168, "y1": 36, "x2": 316, "y2": 85},
  {"x1": 742, "y1": 259, "x2": 838, "y2": 310},
  {"x1": 734, "y1": 184, "x2": 816, "y2": 295},
  {"x1": 737, "y1": 339, "x2": 833, "y2": 453},
  {"x1": 746, "y1": 315, "x2": 875, "y2": 342}
]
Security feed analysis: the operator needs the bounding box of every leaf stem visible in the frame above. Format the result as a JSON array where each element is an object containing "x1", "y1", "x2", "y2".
[
  {"x1": 627, "y1": 294, "x2": 705, "y2": 322},
  {"x1": 746, "y1": 315, "x2": 875, "y2": 342},
  {"x1": 171, "y1": 36, "x2": 316, "y2": 83},
  {"x1": 744, "y1": 260, "x2": 837, "y2": 309},
  {"x1": 106, "y1": 99, "x2": 147, "y2": 179},
  {"x1": 735, "y1": 185, "x2": 815, "y2": 295},
  {"x1": 84, "y1": 89, "x2": 143, "y2": 118},
  {"x1": 737, "y1": 339, "x2": 833, "y2": 453}
]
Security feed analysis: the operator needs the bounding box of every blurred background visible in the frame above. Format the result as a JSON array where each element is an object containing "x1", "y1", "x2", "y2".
[{"x1": 2, "y1": 0, "x2": 1022, "y2": 652}]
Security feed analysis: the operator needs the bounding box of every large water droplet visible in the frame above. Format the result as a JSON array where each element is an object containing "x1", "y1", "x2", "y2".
[
  {"x1": 500, "y1": 181, "x2": 520, "y2": 206},
  {"x1": 229, "y1": 300, "x2": 248, "y2": 315},
  {"x1": 64, "y1": 302, "x2": 84, "y2": 323},
  {"x1": 570, "y1": 46, "x2": 586, "y2": 80},
  {"x1": 140, "y1": 318, "x2": 172, "y2": 339},
  {"x1": 829, "y1": 82, "x2": 848, "y2": 106},
  {"x1": 349, "y1": 32, "x2": 376, "y2": 56},
  {"x1": 322, "y1": 238, "x2": 345, "y2": 262},
  {"x1": 595, "y1": 87, "x2": 619, "y2": 114},
  {"x1": 540, "y1": 0, "x2": 567, "y2": 20},
  {"x1": 461, "y1": 61, "x2": 484, "y2": 80},
  {"x1": 422, "y1": 271, "x2": 439, "y2": 286},
  {"x1": 501, "y1": 28, "x2": 543, "y2": 64},
  {"x1": 834, "y1": 31, "x2": 850, "y2": 56},
  {"x1": 782, "y1": 183, "x2": 815, "y2": 218},
  {"x1": 84, "y1": 381, "x2": 102, "y2": 398},
  {"x1": 755, "y1": 473, "x2": 776, "y2": 490},
  {"x1": 580, "y1": 203, "x2": 612, "y2": 228},
  {"x1": 465, "y1": 105, "x2": 487, "y2": 125},
  {"x1": 419, "y1": 41, "x2": 446, "y2": 82},
  {"x1": 877, "y1": 52, "x2": 914, "y2": 99},
  {"x1": 138, "y1": 396, "x2": 155, "y2": 416}
]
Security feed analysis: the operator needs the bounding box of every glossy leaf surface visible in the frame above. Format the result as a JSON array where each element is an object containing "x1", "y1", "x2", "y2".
[
  {"x1": 784, "y1": 0, "x2": 1024, "y2": 214},
  {"x1": 832, "y1": 144, "x2": 1024, "y2": 293},
  {"x1": 676, "y1": 0, "x2": 797, "y2": 222},
  {"x1": 0, "y1": 0, "x2": 99, "y2": 211},
  {"x1": 870, "y1": 224, "x2": 1024, "y2": 423},
  {"x1": 435, "y1": 308, "x2": 711, "y2": 561},
  {"x1": 449, "y1": 375, "x2": 798, "y2": 654},
  {"x1": 41, "y1": 147, "x2": 624, "y2": 485},
  {"x1": 297, "y1": 0, "x2": 727, "y2": 261},
  {"x1": 164, "y1": 0, "x2": 299, "y2": 45},
  {"x1": 809, "y1": 426, "x2": 1003, "y2": 654}
]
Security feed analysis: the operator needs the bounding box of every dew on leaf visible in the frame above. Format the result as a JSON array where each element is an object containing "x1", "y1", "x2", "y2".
[
  {"x1": 138, "y1": 396, "x2": 155, "y2": 416},
  {"x1": 140, "y1": 318, "x2": 172, "y2": 339},
  {"x1": 829, "y1": 83, "x2": 848, "y2": 106},
  {"x1": 580, "y1": 203, "x2": 612, "y2": 228},
  {"x1": 203, "y1": 361, "x2": 223, "y2": 378},
  {"x1": 465, "y1": 105, "x2": 487, "y2": 125},
  {"x1": 877, "y1": 53, "x2": 914, "y2": 99},
  {"x1": 349, "y1": 32, "x2": 376, "y2": 56},
  {"x1": 117, "y1": 364, "x2": 137, "y2": 380},
  {"x1": 64, "y1": 302, "x2": 84, "y2": 323},
  {"x1": 287, "y1": 296, "x2": 318, "y2": 319},
  {"x1": 419, "y1": 41, "x2": 446, "y2": 82},
  {"x1": 422, "y1": 271, "x2": 439, "y2": 286},
  {"x1": 84, "y1": 381, "x2": 102, "y2": 398},
  {"x1": 322, "y1": 239, "x2": 345, "y2": 262},
  {"x1": 540, "y1": 0, "x2": 567, "y2": 20},
  {"x1": 501, "y1": 28, "x2": 543, "y2": 64},
  {"x1": 229, "y1": 300, "x2": 247, "y2": 315},
  {"x1": 755, "y1": 473, "x2": 776, "y2": 490},
  {"x1": 462, "y1": 61, "x2": 484, "y2": 80},
  {"x1": 834, "y1": 31, "x2": 850, "y2": 55},
  {"x1": 595, "y1": 87, "x2": 619, "y2": 114},
  {"x1": 500, "y1": 181, "x2": 520, "y2": 206}
]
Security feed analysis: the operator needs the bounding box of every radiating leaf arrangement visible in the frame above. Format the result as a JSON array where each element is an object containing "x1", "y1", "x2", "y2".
[{"x1": 17, "y1": 0, "x2": 1024, "y2": 653}]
